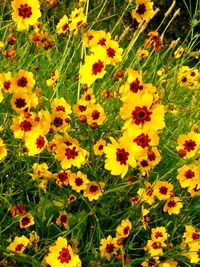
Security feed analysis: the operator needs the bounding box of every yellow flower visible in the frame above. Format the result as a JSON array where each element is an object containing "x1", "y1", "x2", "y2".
[
  {"x1": 116, "y1": 218, "x2": 132, "y2": 239},
  {"x1": 163, "y1": 197, "x2": 183, "y2": 215},
  {"x1": 100, "y1": 235, "x2": 119, "y2": 261},
  {"x1": 45, "y1": 236, "x2": 82, "y2": 267},
  {"x1": 11, "y1": 69, "x2": 35, "y2": 93},
  {"x1": 24, "y1": 131, "x2": 47, "y2": 156},
  {"x1": 50, "y1": 111, "x2": 71, "y2": 132},
  {"x1": 46, "y1": 70, "x2": 59, "y2": 87},
  {"x1": 177, "y1": 164, "x2": 199, "y2": 188},
  {"x1": 0, "y1": 72, "x2": 13, "y2": 93},
  {"x1": 83, "y1": 181, "x2": 104, "y2": 201},
  {"x1": 103, "y1": 39, "x2": 123, "y2": 65},
  {"x1": 56, "y1": 15, "x2": 69, "y2": 35},
  {"x1": 7, "y1": 235, "x2": 30, "y2": 254},
  {"x1": 11, "y1": 0, "x2": 41, "y2": 31},
  {"x1": 51, "y1": 97, "x2": 72, "y2": 115},
  {"x1": 131, "y1": 0, "x2": 155, "y2": 23},
  {"x1": 174, "y1": 46, "x2": 184, "y2": 59},
  {"x1": 55, "y1": 169, "x2": 71, "y2": 187},
  {"x1": 69, "y1": 171, "x2": 89, "y2": 193},
  {"x1": 82, "y1": 30, "x2": 111, "y2": 48},
  {"x1": 85, "y1": 103, "x2": 106, "y2": 127},
  {"x1": 0, "y1": 138, "x2": 7, "y2": 161},
  {"x1": 69, "y1": 8, "x2": 86, "y2": 34},
  {"x1": 136, "y1": 49, "x2": 149, "y2": 59},
  {"x1": 93, "y1": 138, "x2": 106, "y2": 156},
  {"x1": 145, "y1": 239, "x2": 164, "y2": 256},
  {"x1": 104, "y1": 137, "x2": 137, "y2": 178},
  {"x1": 29, "y1": 162, "x2": 52, "y2": 180},
  {"x1": 159, "y1": 259, "x2": 178, "y2": 267},
  {"x1": 19, "y1": 213, "x2": 35, "y2": 229},
  {"x1": 141, "y1": 205, "x2": 150, "y2": 229},
  {"x1": 56, "y1": 211, "x2": 68, "y2": 229},
  {"x1": 153, "y1": 181, "x2": 174, "y2": 200},
  {"x1": 151, "y1": 227, "x2": 169, "y2": 245}
]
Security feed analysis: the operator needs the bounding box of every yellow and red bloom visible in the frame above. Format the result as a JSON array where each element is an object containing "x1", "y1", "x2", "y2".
[
  {"x1": 69, "y1": 171, "x2": 89, "y2": 192},
  {"x1": 151, "y1": 227, "x2": 169, "y2": 245},
  {"x1": 116, "y1": 218, "x2": 132, "y2": 239},
  {"x1": 56, "y1": 15, "x2": 69, "y2": 35},
  {"x1": 56, "y1": 211, "x2": 68, "y2": 229},
  {"x1": 55, "y1": 169, "x2": 71, "y2": 187},
  {"x1": 7, "y1": 235, "x2": 30, "y2": 254},
  {"x1": 153, "y1": 181, "x2": 174, "y2": 200},
  {"x1": 174, "y1": 46, "x2": 184, "y2": 59},
  {"x1": 86, "y1": 103, "x2": 106, "y2": 127},
  {"x1": 93, "y1": 138, "x2": 106, "y2": 156},
  {"x1": 83, "y1": 181, "x2": 104, "y2": 201},
  {"x1": 104, "y1": 137, "x2": 137, "y2": 178},
  {"x1": 177, "y1": 164, "x2": 199, "y2": 188},
  {"x1": 45, "y1": 236, "x2": 82, "y2": 267},
  {"x1": 19, "y1": 213, "x2": 35, "y2": 229},
  {"x1": 100, "y1": 235, "x2": 119, "y2": 261},
  {"x1": 176, "y1": 131, "x2": 200, "y2": 158},
  {"x1": 145, "y1": 239, "x2": 164, "y2": 257},
  {"x1": 163, "y1": 197, "x2": 183, "y2": 215},
  {"x1": 136, "y1": 49, "x2": 149, "y2": 59},
  {"x1": 11, "y1": 0, "x2": 41, "y2": 31},
  {"x1": 11, "y1": 69, "x2": 35, "y2": 93},
  {"x1": 131, "y1": 0, "x2": 155, "y2": 23},
  {"x1": 145, "y1": 31, "x2": 163, "y2": 51},
  {"x1": 0, "y1": 72, "x2": 13, "y2": 93},
  {"x1": 82, "y1": 30, "x2": 111, "y2": 49},
  {"x1": 0, "y1": 138, "x2": 7, "y2": 161},
  {"x1": 25, "y1": 131, "x2": 48, "y2": 156},
  {"x1": 69, "y1": 8, "x2": 86, "y2": 34},
  {"x1": 51, "y1": 97, "x2": 72, "y2": 115}
]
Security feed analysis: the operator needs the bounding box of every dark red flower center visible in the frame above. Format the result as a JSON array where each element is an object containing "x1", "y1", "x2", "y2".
[
  {"x1": 159, "y1": 186, "x2": 168, "y2": 195},
  {"x1": 53, "y1": 117, "x2": 63, "y2": 127},
  {"x1": 20, "y1": 120, "x2": 32, "y2": 132},
  {"x1": 136, "y1": 4, "x2": 146, "y2": 15},
  {"x1": 134, "y1": 133, "x2": 151, "y2": 148},
  {"x1": 79, "y1": 105, "x2": 87, "y2": 112},
  {"x1": 36, "y1": 135, "x2": 45, "y2": 149},
  {"x1": 18, "y1": 4, "x2": 32, "y2": 19},
  {"x1": 167, "y1": 200, "x2": 176, "y2": 208},
  {"x1": 75, "y1": 177, "x2": 84, "y2": 186},
  {"x1": 58, "y1": 247, "x2": 71, "y2": 264},
  {"x1": 60, "y1": 214, "x2": 67, "y2": 223},
  {"x1": 15, "y1": 98, "x2": 27, "y2": 109},
  {"x1": 98, "y1": 38, "x2": 106, "y2": 46},
  {"x1": 192, "y1": 232, "x2": 200, "y2": 240},
  {"x1": 21, "y1": 216, "x2": 30, "y2": 226},
  {"x1": 106, "y1": 243, "x2": 115, "y2": 254},
  {"x1": 85, "y1": 94, "x2": 91, "y2": 101},
  {"x1": 4, "y1": 80, "x2": 11, "y2": 90},
  {"x1": 92, "y1": 110, "x2": 100, "y2": 120},
  {"x1": 15, "y1": 244, "x2": 24, "y2": 251},
  {"x1": 17, "y1": 77, "x2": 28, "y2": 87},
  {"x1": 98, "y1": 144, "x2": 103, "y2": 150},
  {"x1": 92, "y1": 60, "x2": 104, "y2": 75},
  {"x1": 123, "y1": 226, "x2": 130, "y2": 235},
  {"x1": 58, "y1": 172, "x2": 69, "y2": 182},
  {"x1": 107, "y1": 47, "x2": 116, "y2": 58},
  {"x1": 184, "y1": 169, "x2": 195, "y2": 179},
  {"x1": 129, "y1": 78, "x2": 143, "y2": 93},
  {"x1": 154, "y1": 231, "x2": 163, "y2": 239},
  {"x1": 183, "y1": 139, "x2": 196, "y2": 152},
  {"x1": 147, "y1": 150, "x2": 156, "y2": 161},
  {"x1": 56, "y1": 105, "x2": 65, "y2": 112},
  {"x1": 62, "y1": 23, "x2": 69, "y2": 31},
  {"x1": 89, "y1": 184, "x2": 98, "y2": 193},
  {"x1": 152, "y1": 242, "x2": 161, "y2": 249},
  {"x1": 132, "y1": 106, "x2": 152, "y2": 125},
  {"x1": 65, "y1": 147, "x2": 78, "y2": 159},
  {"x1": 140, "y1": 159, "x2": 148, "y2": 167},
  {"x1": 116, "y1": 148, "x2": 129, "y2": 165}
]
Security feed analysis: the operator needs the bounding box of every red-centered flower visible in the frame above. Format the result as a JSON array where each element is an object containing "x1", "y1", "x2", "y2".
[
  {"x1": 18, "y1": 4, "x2": 32, "y2": 18},
  {"x1": 183, "y1": 139, "x2": 196, "y2": 152},
  {"x1": 92, "y1": 60, "x2": 104, "y2": 75},
  {"x1": 58, "y1": 247, "x2": 71, "y2": 263},
  {"x1": 130, "y1": 78, "x2": 143, "y2": 93},
  {"x1": 116, "y1": 148, "x2": 129, "y2": 165},
  {"x1": 17, "y1": 76, "x2": 28, "y2": 87},
  {"x1": 36, "y1": 135, "x2": 45, "y2": 149},
  {"x1": 132, "y1": 106, "x2": 152, "y2": 125},
  {"x1": 133, "y1": 133, "x2": 151, "y2": 148},
  {"x1": 65, "y1": 147, "x2": 78, "y2": 159},
  {"x1": 20, "y1": 120, "x2": 32, "y2": 132},
  {"x1": 107, "y1": 47, "x2": 116, "y2": 58}
]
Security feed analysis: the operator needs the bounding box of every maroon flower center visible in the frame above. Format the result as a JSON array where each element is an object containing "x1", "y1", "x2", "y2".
[
  {"x1": 152, "y1": 242, "x2": 161, "y2": 249},
  {"x1": 134, "y1": 133, "x2": 151, "y2": 148},
  {"x1": 92, "y1": 60, "x2": 104, "y2": 75},
  {"x1": 4, "y1": 80, "x2": 11, "y2": 90},
  {"x1": 92, "y1": 110, "x2": 100, "y2": 120},
  {"x1": 36, "y1": 135, "x2": 45, "y2": 149},
  {"x1": 132, "y1": 106, "x2": 152, "y2": 125},
  {"x1": 62, "y1": 23, "x2": 69, "y2": 31},
  {"x1": 181, "y1": 77, "x2": 187, "y2": 83},
  {"x1": 88, "y1": 35, "x2": 94, "y2": 40},
  {"x1": 60, "y1": 215, "x2": 67, "y2": 223},
  {"x1": 58, "y1": 247, "x2": 71, "y2": 264},
  {"x1": 15, "y1": 244, "x2": 24, "y2": 251},
  {"x1": 65, "y1": 147, "x2": 78, "y2": 159},
  {"x1": 79, "y1": 105, "x2": 87, "y2": 112},
  {"x1": 159, "y1": 186, "x2": 168, "y2": 195},
  {"x1": 21, "y1": 216, "x2": 30, "y2": 226},
  {"x1": 116, "y1": 148, "x2": 129, "y2": 165},
  {"x1": 106, "y1": 243, "x2": 115, "y2": 254},
  {"x1": 98, "y1": 144, "x2": 103, "y2": 150},
  {"x1": 154, "y1": 231, "x2": 163, "y2": 239},
  {"x1": 123, "y1": 226, "x2": 130, "y2": 235},
  {"x1": 56, "y1": 105, "x2": 65, "y2": 112},
  {"x1": 147, "y1": 150, "x2": 156, "y2": 161},
  {"x1": 20, "y1": 120, "x2": 32, "y2": 132},
  {"x1": 129, "y1": 78, "x2": 143, "y2": 93},
  {"x1": 98, "y1": 38, "x2": 106, "y2": 46},
  {"x1": 140, "y1": 159, "x2": 148, "y2": 167},
  {"x1": 85, "y1": 94, "x2": 91, "y2": 101},
  {"x1": 167, "y1": 200, "x2": 176, "y2": 208},
  {"x1": 17, "y1": 77, "x2": 28, "y2": 87},
  {"x1": 136, "y1": 4, "x2": 146, "y2": 15},
  {"x1": 75, "y1": 177, "x2": 84, "y2": 186},
  {"x1": 58, "y1": 172, "x2": 69, "y2": 182},
  {"x1": 183, "y1": 139, "x2": 196, "y2": 152},
  {"x1": 89, "y1": 185, "x2": 98, "y2": 193},
  {"x1": 53, "y1": 117, "x2": 63, "y2": 127},
  {"x1": 107, "y1": 47, "x2": 116, "y2": 58},
  {"x1": 15, "y1": 98, "x2": 27, "y2": 109},
  {"x1": 184, "y1": 169, "x2": 195, "y2": 179},
  {"x1": 192, "y1": 232, "x2": 200, "y2": 240},
  {"x1": 18, "y1": 4, "x2": 32, "y2": 19}
]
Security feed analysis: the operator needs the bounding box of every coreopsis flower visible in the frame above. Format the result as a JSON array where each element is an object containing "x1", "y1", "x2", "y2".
[
  {"x1": 136, "y1": 49, "x2": 149, "y2": 59},
  {"x1": 153, "y1": 181, "x2": 174, "y2": 200},
  {"x1": 80, "y1": 88, "x2": 96, "y2": 104},
  {"x1": 177, "y1": 164, "x2": 199, "y2": 188},
  {"x1": 19, "y1": 213, "x2": 35, "y2": 229},
  {"x1": 29, "y1": 231, "x2": 40, "y2": 245},
  {"x1": 79, "y1": 46, "x2": 107, "y2": 86},
  {"x1": 45, "y1": 236, "x2": 82, "y2": 267},
  {"x1": 50, "y1": 111, "x2": 71, "y2": 132},
  {"x1": 0, "y1": 138, "x2": 7, "y2": 161},
  {"x1": 103, "y1": 39, "x2": 123, "y2": 65},
  {"x1": 163, "y1": 197, "x2": 183, "y2": 215},
  {"x1": 137, "y1": 186, "x2": 155, "y2": 205},
  {"x1": 93, "y1": 138, "x2": 106, "y2": 156},
  {"x1": 55, "y1": 169, "x2": 71, "y2": 187},
  {"x1": 116, "y1": 219, "x2": 132, "y2": 239},
  {"x1": 174, "y1": 46, "x2": 184, "y2": 59},
  {"x1": 30, "y1": 163, "x2": 52, "y2": 180},
  {"x1": 100, "y1": 235, "x2": 119, "y2": 261},
  {"x1": 85, "y1": 103, "x2": 106, "y2": 127},
  {"x1": 56, "y1": 211, "x2": 68, "y2": 229},
  {"x1": 7, "y1": 235, "x2": 30, "y2": 254},
  {"x1": 55, "y1": 135, "x2": 88, "y2": 169},
  {"x1": 10, "y1": 204, "x2": 26, "y2": 217},
  {"x1": 69, "y1": 8, "x2": 86, "y2": 34},
  {"x1": 141, "y1": 205, "x2": 150, "y2": 229},
  {"x1": 11, "y1": 0, "x2": 41, "y2": 31},
  {"x1": 47, "y1": 134, "x2": 63, "y2": 153},
  {"x1": 141, "y1": 257, "x2": 159, "y2": 267},
  {"x1": 0, "y1": 72, "x2": 13, "y2": 93},
  {"x1": 56, "y1": 15, "x2": 69, "y2": 34},
  {"x1": 131, "y1": 0, "x2": 155, "y2": 23},
  {"x1": 82, "y1": 30, "x2": 111, "y2": 49},
  {"x1": 11, "y1": 69, "x2": 35, "y2": 93},
  {"x1": 103, "y1": 137, "x2": 137, "y2": 178},
  {"x1": 187, "y1": 182, "x2": 200, "y2": 196},
  {"x1": 120, "y1": 92, "x2": 165, "y2": 132},
  {"x1": 72, "y1": 99, "x2": 88, "y2": 117},
  {"x1": 24, "y1": 131, "x2": 48, "y2": 156},
  {"x1": 46, "y1": 70, "x2": 59, "y2": 87},
  {"x1": 182, "y1": 225, "x2": 200, "y2": 248},
  {"x1": 83, "y1": 181, "x2": 104, "y2": 201},
  {"x1": 145, "y1": 31, "x2": 163, "y2": 51},
  {"x1": 51, "y1": 97, "x2": 72, "y2": 115},
  {"x1": 151, "y1": 227, "x2": 169, "y2": 245},
  {"x1": 145, "y1": 239, "x2": 164, "y2": 257},
  {"x1": 68, "y1": 194, "x2": 77, "y2": 204},
  {"x1": 69, "y1": 171, "x2": 89, "y2": 193},
  {"x1": 177, "y1": 66, "x2": 199, "y2": 89},
  {"x1": 11, "y1": 91, "x2": 35, "y2": 113},
  {"x1": 159, "y1": 259, "x2": 178, "y2": 267},
  {"x1": 176, "y1": 131, "x2": 200, "y2": 158}
]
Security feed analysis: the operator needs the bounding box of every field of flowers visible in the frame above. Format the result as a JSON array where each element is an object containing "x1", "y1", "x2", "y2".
[{"x1": 0, "y1": 0, "x2": 200, "y2": 266}]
